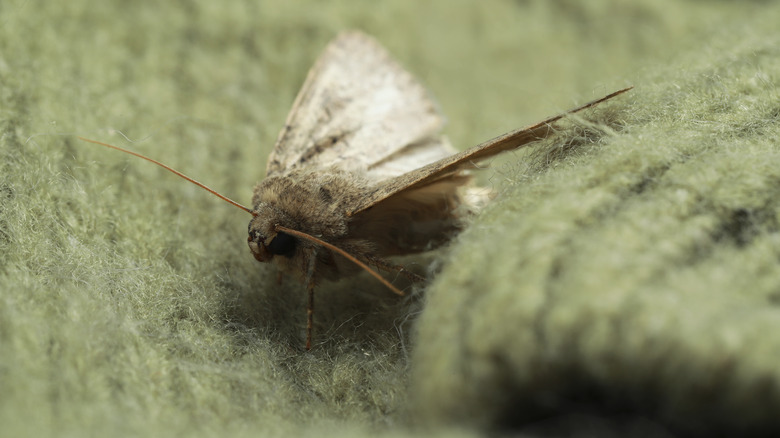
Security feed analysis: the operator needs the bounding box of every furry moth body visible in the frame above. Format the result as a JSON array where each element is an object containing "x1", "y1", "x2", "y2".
[{"x1": 81, "y1": 31, "x2": 631, "y2": 350}]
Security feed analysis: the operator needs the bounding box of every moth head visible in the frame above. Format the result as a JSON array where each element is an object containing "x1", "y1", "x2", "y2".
[
  {"x1": 247, "y1": 204, "x2": 407, "y2": 296},
  {"x1": 247, "y1": 210, "x2": 297, "y2": 262}
]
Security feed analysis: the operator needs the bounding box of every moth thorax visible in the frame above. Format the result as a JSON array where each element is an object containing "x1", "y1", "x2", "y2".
[{"x1": 247, "y1": 203, "x2": 297, "y2": 263}]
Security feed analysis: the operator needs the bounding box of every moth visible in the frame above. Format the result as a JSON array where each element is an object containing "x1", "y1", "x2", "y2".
[{"x1": 80, "y1": 31, "x2": 630, "y2": 349}]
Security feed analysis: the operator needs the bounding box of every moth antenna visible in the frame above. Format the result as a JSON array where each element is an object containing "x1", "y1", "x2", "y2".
[
  {"x1": 275, "y1": 225, "x2": 406, "y2": 297},
  {"x1": 77, "y1": 137, "x2": 256, "y2": 216}
]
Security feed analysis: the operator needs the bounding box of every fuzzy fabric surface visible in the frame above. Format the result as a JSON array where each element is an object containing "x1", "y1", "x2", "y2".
[{"x1": 2, "y1": 1, "x2": 780, "y2": 437}]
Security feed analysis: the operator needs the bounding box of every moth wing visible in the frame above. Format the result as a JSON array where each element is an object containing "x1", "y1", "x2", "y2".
[
  {"x1": 265, "y1": 31, "x2": 449, "y2": 178},
  {"x1": 347, "y1": 87, "x2": 633, "y2": 216},
  {"x1": 364, "y1": 136, "x2": 458, "y2": 181}
]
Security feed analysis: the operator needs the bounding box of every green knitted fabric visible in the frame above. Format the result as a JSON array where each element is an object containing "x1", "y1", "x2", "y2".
[
  {"x1": 2, "y1": 1, "x2": 778, "y2": 436},
  {"x1": 413, "y1": 25, "x2": 780, "y2": 437}
]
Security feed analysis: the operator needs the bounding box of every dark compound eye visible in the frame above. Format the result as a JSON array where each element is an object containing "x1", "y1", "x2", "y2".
[{"x1": 267, "y1": 231, "x2": 296, "y2": 257}]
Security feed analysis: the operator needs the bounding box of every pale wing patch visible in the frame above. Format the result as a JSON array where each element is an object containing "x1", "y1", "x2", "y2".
[
  {"x1": 462, "y1": 186, "x2": 496, "y2": 210},
  {"x1": 265, "y1": 31, "x2": 446, "y2": 178}
]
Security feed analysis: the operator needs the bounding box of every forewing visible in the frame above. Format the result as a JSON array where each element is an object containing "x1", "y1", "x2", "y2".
[
  {"x1": 347, "y1": 86, "x2": 633, "y2": 216},
  {"x1": 265, "y1": 31, "x2": 448, "y2": 178}
]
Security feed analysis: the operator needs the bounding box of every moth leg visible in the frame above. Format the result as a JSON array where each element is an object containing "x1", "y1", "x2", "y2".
[
  {"x1": 366, "y1": 256, "x2": 425, "y2": 283},
  {"x1": 304, "y1": 248, "x2": 318, "y2": 350}
]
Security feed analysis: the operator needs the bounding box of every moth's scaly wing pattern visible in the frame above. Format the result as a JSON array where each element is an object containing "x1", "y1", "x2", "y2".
[
  {"x1": 265, "y1": 31, "x2": 453, "y2": 179},
  {"x1": 348, "y1": 87, "x2": 633, "y2": 216}
]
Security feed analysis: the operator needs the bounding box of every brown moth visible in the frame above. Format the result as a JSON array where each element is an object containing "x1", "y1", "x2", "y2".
[{"x1": 81, "y1": 31, "x2": 631, "y2": 350}]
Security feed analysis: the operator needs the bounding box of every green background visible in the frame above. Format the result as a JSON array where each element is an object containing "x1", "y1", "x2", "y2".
[{"x1": 2, "y1": 0, "x2": 780, "y2": 436}]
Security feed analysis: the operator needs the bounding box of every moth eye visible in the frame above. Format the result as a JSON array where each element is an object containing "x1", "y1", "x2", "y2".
[{"x1": 267, "y1": 231, "x2": 296, "y2": 257}]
